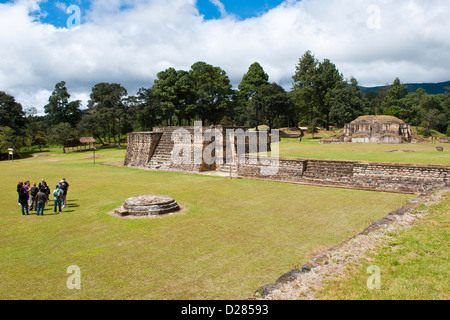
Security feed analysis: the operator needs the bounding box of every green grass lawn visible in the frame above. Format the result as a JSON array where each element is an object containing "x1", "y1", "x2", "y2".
[
  {"x1": 315, "y1": 191, "x2": 449, "y2": 300},
  {"x1": 271, "y1": 136, "x2": 450, "y2": 166},
  {"x1": 0, "y1": 147, "x2": 415, "y2": 300}
]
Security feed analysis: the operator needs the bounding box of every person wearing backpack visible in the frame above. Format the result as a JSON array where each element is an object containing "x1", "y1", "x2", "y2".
[
  {"x1": 53, "y1": 185, "x2": 63, "y2": 214},
  {"x1": 29, "y1": 183, "x2": 39, "y2": 211}
]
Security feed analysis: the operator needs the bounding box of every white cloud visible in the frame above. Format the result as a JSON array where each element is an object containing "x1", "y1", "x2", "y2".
[
  {"x1": 1, "y1": 0, "x2": 450, "y2": 113},
  {"x1": 54, "y1": 1, "x2": 68, "y2": 12},
  {"x1": 209, "y1": 0, "x2": 227, "y2": 18}
]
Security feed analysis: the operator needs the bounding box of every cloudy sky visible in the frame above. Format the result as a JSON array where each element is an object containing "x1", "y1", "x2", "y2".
[{"x1": 1, "y1": 0, "x2": 449, "y2": 114}]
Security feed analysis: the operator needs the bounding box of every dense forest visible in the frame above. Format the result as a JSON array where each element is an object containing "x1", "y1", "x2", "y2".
[
  {"x1": 361, "y1": 80, "x2": 450, "y2": 96},
  {"x1": 1, "y1": 51, "x2": 449, "y2": 153}
]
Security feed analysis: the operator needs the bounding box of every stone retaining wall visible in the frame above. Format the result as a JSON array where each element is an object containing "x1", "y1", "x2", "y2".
[
  {"x1": 237, "y1": 157, "x2": 450, "y2": 194},
  {"x1": 237, "y1": 157, "x2": 306, "y2": 183}
]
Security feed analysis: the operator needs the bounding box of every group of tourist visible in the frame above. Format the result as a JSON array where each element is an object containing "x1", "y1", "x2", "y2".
[{"x1": 17, "y1": 178, "x2": 69, "y2": 216}]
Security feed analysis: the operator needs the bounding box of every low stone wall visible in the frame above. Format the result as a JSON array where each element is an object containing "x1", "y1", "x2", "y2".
[
  {"x1": 237, "y1": 157, "x2": 450, "y2": 194},
  {"x1": 237, "y1": 157, "x2": 306, "y2": 183},
  {"x1": 353, "y1": 162, "x2": 449, "y2": 193}
]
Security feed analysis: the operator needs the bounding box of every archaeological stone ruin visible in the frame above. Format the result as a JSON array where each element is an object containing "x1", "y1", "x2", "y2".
[
  {"x1": 124, "y1": 125, "x2": 272, "y2": 174},
  {"x1": 321, "y1": 115, "x2": 414, "y2": 144},
  {"x1": 124, "y1": 125, "x2": 449, "y2": 194},
  {"x1": 113, "y1": 195, "x2": 180, "y2": 217},
  {"x1": 344, "y1": 115, "x2": 412, "y2": 143}
]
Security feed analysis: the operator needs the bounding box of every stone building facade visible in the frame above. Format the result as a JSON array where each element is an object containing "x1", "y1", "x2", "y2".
[
  {"x1": 343, "y1": 115, "x2": 412, "y2": 144},
  {"x1": 124, "y1": 126, "x2": 271, "y2": 173}
]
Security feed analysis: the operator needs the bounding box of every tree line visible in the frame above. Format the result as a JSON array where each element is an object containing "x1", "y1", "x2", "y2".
[{"x1": 1, "y1": 51, "x2": 449, "y2": 153}]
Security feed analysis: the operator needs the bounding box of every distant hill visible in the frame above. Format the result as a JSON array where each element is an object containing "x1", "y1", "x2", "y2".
[{"x1": 360, "y1": 80, "x2": 450, "y2": 95}]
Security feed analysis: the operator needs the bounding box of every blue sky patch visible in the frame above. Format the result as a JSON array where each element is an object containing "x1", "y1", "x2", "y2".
[
  {"x1": 0, "y1": 0, "x2": 287, "y2": 28},
  {"x1": 197, "y1": 0, "x2": 286, "y2": 20}
]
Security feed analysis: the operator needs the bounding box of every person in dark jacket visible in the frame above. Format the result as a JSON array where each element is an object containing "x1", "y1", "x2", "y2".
[
  {"x1": 19, "y1": 186, "x2": 29, "y2": 215},
  {"x1": 60, "y1": 178, "x2": 69, "y2": 208},
  {"x1": 36, "y1": 190, "x2": 47, "y2": 216},
  {"x1": 29, "y1": 183, "x2": 39, "y2": 211},
  {"x1": 39, "y1": 179, "x2": 50, "y2": 204},
  {"x1": 17, "y1": 181, "x2": 23, "y2": 205}
]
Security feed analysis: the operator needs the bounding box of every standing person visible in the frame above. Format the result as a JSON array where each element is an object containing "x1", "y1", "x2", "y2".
[
  {"x1": 24, "y1": 181, "x2": 30, "y2": 194},
  {"x1": 19, "y1": 186, "x2": 29, "y2": 215},
  {"x1": 53, "y1": 185, "x2": 63, "y2": 214},
  {"x1": 44, "y1": 183, "x2": 50, "y2": 204},
  {"x1": 24, "y1": 181, "x2": 31, "y2": 208},
  {"x1": 38, "y1": 179, "x2": 46, "y2": 190},
  {"x1": 39, "y1": 180, "x2": 50, "y2": 205},
  {"x1": 60, "y1": 178, "x2": 70, "y2": 208},
  {"x1": 36, "y1": 189, "x2": 47, "y2": 216},
  {"x1": 29, "y1": 183, "x2": 39, "y2": 211},
  {"x1": 17, "y1": 181, "x2": 23, "y2": 205}
]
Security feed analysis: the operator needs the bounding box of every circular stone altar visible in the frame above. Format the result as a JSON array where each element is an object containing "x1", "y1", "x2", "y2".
[{"x1": 113, "y1": 195, "x2": 181, "y2": 217}]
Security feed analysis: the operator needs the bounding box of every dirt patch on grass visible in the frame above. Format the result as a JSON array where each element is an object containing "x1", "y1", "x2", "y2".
[
  {"x1": 33, "y1": 153, "x2": 55, "y2": 157},
  {"x1": 99, "y1": 162, "x2": 124, "y2": 167},
  {"x1": 84, "y1": 155, "x2": 104, "y2": 160}
]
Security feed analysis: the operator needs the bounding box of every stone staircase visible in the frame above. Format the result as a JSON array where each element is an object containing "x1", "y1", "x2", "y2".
[
  {"x1": 219, "y1": 163, "x2": 238, "y2": 177},
  {"x1": 147, "y1": 127, "x2": 179, "y2": 170}
]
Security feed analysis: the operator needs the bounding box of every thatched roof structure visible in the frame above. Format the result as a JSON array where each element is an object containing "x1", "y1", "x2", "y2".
[{"x1": 79, "y1": 137, "x2": 96, "y2": 143}]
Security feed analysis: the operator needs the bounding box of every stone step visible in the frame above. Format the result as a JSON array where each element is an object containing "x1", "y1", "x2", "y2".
[
  {"x1": 153, "y1": 148, "x2": 173, "y2": 153},
  {"x1": 302, "y1": 172, "x2": 352, "y2": 177},
  {"x1": 153, "y1": 151, "x2": 172, "y2": 156},
  {"x1": 152, "y1": 154, "x2": 172, "y2": 159},
  {"x1": 150, "y1": 158, "x2": 172, "y2": 163},
  {"x1": 219, "y1": 164, "x2": 238, "y2": 173},
  {"x1": 303, "y1": 169, "x2": 353, "y2": 174}
]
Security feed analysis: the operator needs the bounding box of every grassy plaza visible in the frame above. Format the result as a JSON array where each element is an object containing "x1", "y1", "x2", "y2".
[{"x1": 0, "y1": 144, "x2": 423, "y2": 299}]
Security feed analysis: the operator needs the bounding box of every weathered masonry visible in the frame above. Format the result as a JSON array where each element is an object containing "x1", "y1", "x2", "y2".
[
  {"x1": 124, "y1": 127, "x2": 449, "y2": 194},
  {"x1": 344, "y1": 115, "x2": 412, "y2": 144},
  {"x1": 237, "y1": 156, "x2": 450, "y2": 194},
  {"x1": 321, "y1": 115, "x2": 418, "y2": 144},
  {"x1": 124, "y1": 126, "x2": 271, "y2": 173}
]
